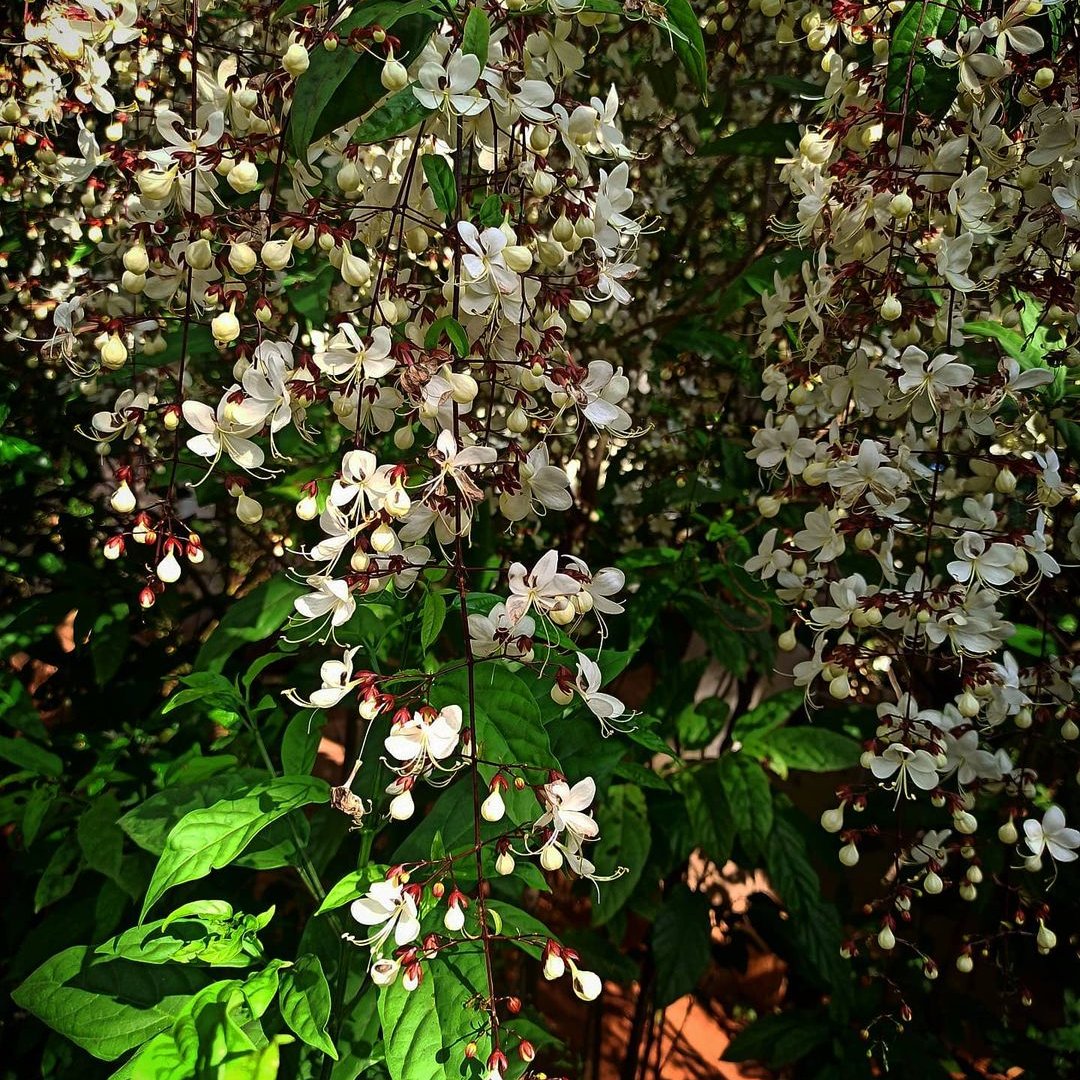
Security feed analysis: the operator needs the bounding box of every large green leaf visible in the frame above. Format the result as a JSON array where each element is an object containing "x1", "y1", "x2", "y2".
[
  {"x1": 748, "y1": 726, "x2": 861, "y2": 775},
  {"x1": 717, "y1": 753, "x2": 772, "y2": 857},
  {"x1": 141, "y1": 775, "x2": 328, "y2": 919},
  {"x1": 591, "y1": 784, "x2": 651, "y2": 925},
  {"x1": 884, "y1": 0, "x2": 961, "y2": 116},
  {"x1": 652, "y1": 885, "x2": 712, "y2": 1006},
  {"x1": 377, "y1": 969, "x2": 449, "y2": 1080},
  {"x1": 665, "y1": 0, "x2": 708, "y2": 99},
  {"x1": 350, "y1": 86, "x2": 432, "y2": 146},
  {"x1": 700, "y1": 122, "x2": 799, "y2": 158},
  {"x1": 196, "y1": 577, "x2": 303, "y2": 673},
  {"x1": 722, "y1": 1009, "x2": 831, "y2": 1067},
  {"x1": 287, "y1": 0, "x2": 439, "y2": 156},
  {"x1": 12, "y1": 946, "x2": 209, "y2": 1061},
  {"x1": 280, "y1": 954, "x2": 337, "y2": 1059}
]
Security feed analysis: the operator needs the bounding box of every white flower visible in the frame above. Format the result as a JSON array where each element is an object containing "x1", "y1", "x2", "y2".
[
  {"x1": 868, "y1": 743, "x2": 941, "y2": 796},
  {"x1": 384, "y1": 704, "x2": 463, "y2": 774},
  {"x1": 936, "y1": 232, "x2": 977, "y2": 292},
  {"x1": 468, "y1": 603, "x2": 535, "y2": 659},
  {"x1": 499, "y1": 444, "x2": 572, "y2": 521},
  {"x1": 317, "y1": 324, "x2": 395, "y2": 384},
  {"x1": 793, "y1": 507, "x2": 845, "y2": 562},
  {"x1": 750, "y1": 413, "x2": 817, "y2": 476},
  {"x1": 350, "y1": 879, "x2": 421, "y2": 955},
  {"x1": 457, "y1": 221, "x2": 520, "y2": 315},
  {"x1": 946, "y1": 532, "x2": 1017, "y2": 590},
  {"x1": 330, "y1": 450, "x2": 394, "y2": 515},
  {"x1": 293, "y1": 577, "x2": 355, "y2": 634},
  {"x1": 414, "y1": 51, "x2": 486, "y2": 117},
  {"x1": 897, "y1": 346, "x2": 974, "y2": 402},
  {"x1": 1023, "y1": 806, "x2": 1080, "y2": 863},
  {"x1": 505, "y1": 549, "x2": 580, "y2": 624},
  {"x1": 574, "y1": 653, "x2": 628, "y2": 735},
  {"x1": 182, "y1": 398, "x2": 265, "y2": 475},
  {"x1": 285, "y1": 646, "x2": 362, "y2": 710},
  {"x1": 535, "y1": 777, "x2": 599, "y2": 849}
]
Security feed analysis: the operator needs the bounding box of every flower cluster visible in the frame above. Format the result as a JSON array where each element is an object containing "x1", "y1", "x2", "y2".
[{"x1": 749, "y1": 0, "x2": 1080, "y2": 990}]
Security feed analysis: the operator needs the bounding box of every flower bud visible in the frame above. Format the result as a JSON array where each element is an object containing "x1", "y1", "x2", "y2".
[
  {"x1": 227, "y1": 159, "x2": 259, "y2": 194},
  {"x1": 371, "y1": 522, "x2": 396, "y2": 553},
  {"x1": 100, "y1": 333, "x2": 128, "y2": 370},
  {"x1": 443, "y1": 902, "x2": 466, "y2": 933},
  {"x1": 381, "y1": 53, "x2": 409, "y2": 92},
  {"x1": 956, "y1": 954, "x2": 974, "y2": 973},
  {"x1": 757, "y1": 494, "x2": 782, "y2": 518},
  {"x1": 548, "y1": 601, "x2": 575, "y2": 626},
  {"x1": 957, "y1": 690, "x2": 980, "y2": 718},
  {"x1": 138, "y1": 586, "x2": 157, "y2": 610},
  {"x1": 394, "y1": 426, "x2": 415, "y2": 451},
  {"x1": 389, "y1": 789, "x2": 415, "y2": 820},
  {"x1": 954, "y1": 811, "x2": 977, "y2": 835},
  {"x1": 1037, "y1": 921, "x2": 1056, "y2": 950},
  {"x1": 531, "y1": 170, "x2": 556, "y2": 197},
  {"x1": 405, "y1": 226, "x2": 429, "y2": 253},
  {"x1": 110, "y1": 480, "x2": 136, "y2": 514},
  {"x1": 820, "y1": 806, "x2": 844, "y2": 833},
  {"x1": 839, "y1": 841, "x2": 860, "y2": 867},
  {"x1": 185, "y1": 238, "x2": 213, "y2": 270},
  {"x1": 540, "y1": 845, "x2": 564, "y2": 871},
  {"x1": 550, "y1": 683, "x2": 574, "y2": 706},
  {"x1": 877, "y1": 925, "x2": 896, "y2": 951},
  {"x1": 296, "y1": 494, "x2": 319, "y2": 520},
  {"x1": 103, "y1": 535, "x2": 125, "y2": 560},
  {"x1": 502, "y1": 245, "x2": 533, "y2": 274},
  {"x1": 568, "y1": 299, "x2": 592, "y2": 322},
  {"x1": 340, "y1": 246, "x2": 371, "y2": 287},
  {"x1": 236, "y1": 493, "x2": 263, "y2": 524},
  {"x1": 998, "y1": 819, "x2": 1018, "y2": 844},
  {"x1": 880, "y1": 294, "x2": 902, "y2": 322},
  {"x1": 261, "y1": 238, "x2": 293, "y2": 271},
  {"x1": 124, "y1": 245, "x2": 149, "y2": 274},
  {"x1": 495, "y1": 850, "x2": 515, "y2": 876},
  {"x1": 370, "y1": 958, "x2": 400, "y2": 986},
  {"x1": 542, "y1": 952, "x2": 565, "y2": 981},
  {"x1": 570, "y1": 965, "x2": 602, "y2": 1001},
  {"x1": 778, "y1": 627, "x2": 797, "y2": 652},
  {"x1": 282, "y1": 42, "x2": 310, "y2": 77},
  {"x1": 212, "y1": 308, "x2": 241, "y2": 344},
  {"x1": 157, "y1": 551, "x2": 181, "y2": 583},
  {"x1": 1034, "y1": 66, "x2": 1055, "y2": 89},
  {"x1": 480, "y1": 789, "x2": 505, "y2": 822},
  {"x1": 137, "y1": 167, "x2": 176, "y2": 201},
  {"x1": 121, "y1": 271, "x2": 147, "y2": 294},
  {"x1": 228, "y1": 242, "x2": 258, "y2": 275},
  {"x1": 888, "y1": 191, "x2": 913, "y2": 219},
  {"x1": 828, "y1": 673, "x2": 851, "y2": 700},
  {"x1": 923, "y1": 870, "x2": 943, "y2": 895},
  {"x1": 995, "y1": 467, "x2": 1017, "y2": 494}
]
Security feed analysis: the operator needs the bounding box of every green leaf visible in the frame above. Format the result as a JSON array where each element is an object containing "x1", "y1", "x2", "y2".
[
  {"x1": 288, "y1": 0, "x2": 438, "y2": 155},
  {"x1": 350, "y1": 86, "x2": 432, "y2": 145},
  {"x1": 0, "y1": 734, "x2": 62, "y2": 777},
  {"x1": 422, "y1": 154, "x2": 457, "y2": 219},
  {"x1": 884, "y1": 0, "x2": 961, "y2": 117},
  {"x1": 90, "y1": 602, "x2": 130, "y2": 685},
  {"x1": 118, "y1": 769, "x2": 265, "y2": 855},
  {"x1": 282, "y1": 710, "x2": 325, "y2": 776},
  {"x1": 763, "y1": 807, "x2": 852, "y2": 1012},
  {"x1": 732, "y1": 690, "x2": 801, "y2": 744},
  {"x1": 377, "y1": 969, "x2": 449, "y2": 1080},
  {"x1": 281, "y1": 954, "x2": 338, "y2": 1059},
  {"x1": 652, "y1": 886, "x2": 712, "y2": 1006},
  {"x1": 700, "y1": 122, "x2": 798, "y2": 158},
  {"x1": 77, "y1": 794, "x2": 126, "y2": 886},
  {"x1": 95, "y1": 903, "x2": 269, "y2": 968},
  {"x1": 717, "y1": 754, "x2": 772, "y2": 857},
  {"x1": 141, "y1": 775, "x2": 329, "y2": 919},
  {"x1": 722, "y1": 1009, "x2": 830, "y2": 1067},
  {"x1": 162, "y1": 671, "x2": 244, "y2": 716},
  {"x1": 316, "y1": 864, "x2": 388, "y2": 916},
  {"x1": 12, "y1": 946, "x2": 209, "y2": 1061},
  {"x1": 196, "y1": 577, "x2": 303, "y2": 673},
  {"x1": 35, "y1": 835, "x2": 80, "y2": 912},
  {"x1": 591, "y1": 784, "x2": 651, "y2": 925},
  {"x1": 424, "y1": 315, "x2": 470, "y2": 356},
  {"x1": 461, "y1": 6, "x2": 491, "y2": 65},
  {"x1": 21, "y1": 783, "x2": 56, "y2": 846},
  {"x1": 749, "y1": 727, "x2": 861, "y2": 774},
  {"x1": 665, "y1": 0, "x2": 708, "y2": 99},
  {"x1": 420, "y1": 587, "x2": 448, "y2": 653}
]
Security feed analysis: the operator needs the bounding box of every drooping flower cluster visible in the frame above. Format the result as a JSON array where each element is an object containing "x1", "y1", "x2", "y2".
[
  {"x1": 750, "y1": 0, "x2": 1080, "y2": 987},
  {"x1": 6, "y1": 0, "x2": 695, "y2": 1070}
]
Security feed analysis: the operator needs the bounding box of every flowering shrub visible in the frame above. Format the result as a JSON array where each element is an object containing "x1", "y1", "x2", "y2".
[{"x1": 3, "y1": 1, "x2": 1080, "y2": 1078}]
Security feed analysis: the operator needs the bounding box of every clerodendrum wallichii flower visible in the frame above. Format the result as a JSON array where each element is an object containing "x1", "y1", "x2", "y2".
[{"x1": 7, "y1": 0, "x2": 1080, "y2": 1071}]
